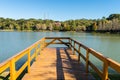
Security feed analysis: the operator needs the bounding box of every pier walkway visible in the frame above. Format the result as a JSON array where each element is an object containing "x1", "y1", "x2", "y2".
[{"x1": 22, "y1": 48, "x2": 95, "y2": 80}]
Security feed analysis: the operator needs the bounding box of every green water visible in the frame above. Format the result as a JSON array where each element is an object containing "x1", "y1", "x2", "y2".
[{"x1": 0, "y1": 32, "x2": 120, "y2": 72}]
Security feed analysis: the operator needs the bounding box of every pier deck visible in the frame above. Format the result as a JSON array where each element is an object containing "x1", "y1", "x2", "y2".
[{"x1": 22, "y1": 48, "x2": 95, "y2": 80}]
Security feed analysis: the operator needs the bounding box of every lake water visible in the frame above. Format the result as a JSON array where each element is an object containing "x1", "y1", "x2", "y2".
[{"x1": 0, "y1": 31, "x2": 120, "y2": 72}]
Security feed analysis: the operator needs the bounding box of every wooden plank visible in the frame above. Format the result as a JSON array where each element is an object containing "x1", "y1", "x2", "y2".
[
  {"x1": 78, "y1": 45, "x2": 81, "y2": 63},
  {"x1": 30, "y1": 52, "x2": 36, "y2": 61},
  {"x1": 22, "y1": 48, "x2": 57, "y2": 80},
  {"x1": 86, "y1": 49, "x2": 89, "y2": 73},
  {"x1": 57, "y1": 39, "x2": 69, "y2": 47},
  {"x1": 46, "y1": 39, "x2": 57, "y2": 45},
  {"x1": 107, "y1": 58, "x2": 120, "y2": 73},
  {"x1": 73, "y1": 41, "x2": 76, "y2": 55},
  {"x1": 89, "y1": 48, "x2": 106, "y2": 62},
  {"x1": 102, "y1": 61, "x2": 108, "y2": 80},
  {"x1": 28, "y1": 49, "x2": 31, "y2": 73},
  {"x1": 71, "y1": 39, "x2": 89, "y2": 50},
  {"x1": 15, "y1": 49, "x2": 28, "y2": 62},
  {"x1": 22, "y1": 48, "x2": 95, "y2": 80},
  {"x1": 46, "y1": 42, "x2": 69, "y2": 44},
  {"x1": 10, "y1": 58, "x2": 16, "y2": 80},
  {"x1": 45, "y1": 37, "x2": 70, "y2": 39},
  {"x1": 71, "y1": 44, "x2": 86, "y2": 61},
  {"x1": 0, "y1": 62, "x2": 10, "y2": 73}
]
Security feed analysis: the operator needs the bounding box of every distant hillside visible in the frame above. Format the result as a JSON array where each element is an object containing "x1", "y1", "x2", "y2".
[{"x1": 0, "y1": 14, "x2": 120, "y2": 33}]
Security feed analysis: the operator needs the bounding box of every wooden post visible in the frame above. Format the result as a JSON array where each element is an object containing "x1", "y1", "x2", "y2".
[
  {"x1": 27, "y1": 49, "x2": 30, "y2": 73},
  {"x1": 10, "y1": 58, "x2": 16, "y2": 80},
  {"x1": 70, "y1": 39, "x2": 72, "y2": 49},
  {"x1": 43, "y1": 39, "x2": 45, "y2": 48},
  {"x1": 39, "y1": 41, "x2": 42, "y2": 54},
  {"x1": 73, "y1": 41, "x2": 76, "y2": 55},
  {"x1": 102, "y1": 61, "x2": 108, "y2": 80},
  {"x1": 69, "y1": 39, "x2": 71, "y2": 49},
  {"x1": 38, "y1": 43, "x2": 40, "y2": 55},
  {"x1": 35, "y1": 45, "x2": 38, "y2": 61},
  {"x1": 40, "y1": 39, "x2": 43, "y2": 50},
  {"x1": 39, "y1": 45, "x2": 41, "y2": 55},
  {"x1": 78, "y1": 45, "x2": 81, "y2": 63},
  {"x1": 86, "y1": 49, "x2": 89, "y2": 73},
  {"x1": 43, "y1": 38, "x2": 46, "y2": 48},
  {"x1": 42, "y1": 38, "x2": 45, "y2": 49}
]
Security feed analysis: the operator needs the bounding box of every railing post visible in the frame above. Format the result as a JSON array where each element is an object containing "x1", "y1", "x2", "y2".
[
  {"x1": 28, "y1": 49, "x2": 30, "y2": 73},
  {"x1": 78, "y1": 44, "x2": 81, "y2": 63},
  {"x1": 39, "y1": 44, "x2": 42, "y2": 54},
  {"x1": 102, "y1": 61, "x2": 108, "y2": 80},
  {"x1": 35, "y1": 45, "x2": 38, "y2": 61},
  {"x1": 43, "y1": 38, "x2": 46, "y2": 48},
  {"x1": 41, "y1": 38, "x2": 46, "y2": 49},
  {"x1": 38, "y1": 43, "x2": 41, "y2": 55},
  {"x1": 41, "y1": 39, "x2": 43, "y2": 50},
  {"x1": 86, "y1": 49, "x2": 89, "y2": 73},
  {"x1": 69, "y1": 39, "x2": 71, "y2": 49},
  {"x1": 10, "y1": 58, "x2": 16, "y2": 80},
  {"x1": 73, "y1": 41, "x2": 76, "y2": 55}
]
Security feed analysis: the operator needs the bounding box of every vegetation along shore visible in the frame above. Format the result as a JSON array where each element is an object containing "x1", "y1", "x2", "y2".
[{"x1": 0, "y1": 14, "x2": 120, "y2": 33}]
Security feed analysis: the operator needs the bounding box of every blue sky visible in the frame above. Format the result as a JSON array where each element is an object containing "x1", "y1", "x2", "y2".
[{"x1": 0, "y1": 0, "x2": 120, "y2": 21}]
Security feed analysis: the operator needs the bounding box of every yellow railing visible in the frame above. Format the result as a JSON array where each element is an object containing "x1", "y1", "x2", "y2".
[
  {"x1": 44, "y1": 37, "x2": 120, "y2": 80},
  {"x1": 0, "y1": 37, "x2": 120, "y2": 80},
  {"x1": 0, "y1": 38, "x2": 46, "y2": 80},
  {"x1": 69, "y1": 38, "x2": 120, "y2": 80}
]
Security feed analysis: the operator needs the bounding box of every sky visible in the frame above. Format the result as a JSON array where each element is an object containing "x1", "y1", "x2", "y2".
[{"x1": 0, "y1": 0, "x2": 120, "y2": 21}]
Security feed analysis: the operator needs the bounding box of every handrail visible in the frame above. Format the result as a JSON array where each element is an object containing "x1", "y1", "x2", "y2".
[
  {"x1": 0, "y1": 37, "x2": 120, "y2": 80},
  {"x1": 0, "y1": 37, "x2": 46, "y2": 80},
  {"x1": 69, "y1": 38, "x2": 120, "y2": 80}
]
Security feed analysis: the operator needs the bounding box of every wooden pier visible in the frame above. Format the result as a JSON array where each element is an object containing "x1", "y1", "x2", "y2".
[
  {"x1": 22, "y1": 48, "x2": 95, "y2": 80},
  {"x1": 0, "y1": 37, "x2": 120, "y2": 80}
]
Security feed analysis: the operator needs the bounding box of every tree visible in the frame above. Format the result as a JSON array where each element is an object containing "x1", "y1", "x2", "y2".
[
  {"x1": 0, "y1": 14, "x2": 120, "y2": 32},
  {"x1": 93, "y1": 22, "x2": 98, "y2": 31},
  {"x1": 35, "y1": 23, "x2": 41, "y2": 30},
  {"x1": 107, "y1": 14, "x2": 120, "y2": 20},
  {"x1": 48, "y1": 23, "x2": 53, "y2": 31},
  {"x1": 42, "y1": 24, "x2": 47, "y2": 30}
]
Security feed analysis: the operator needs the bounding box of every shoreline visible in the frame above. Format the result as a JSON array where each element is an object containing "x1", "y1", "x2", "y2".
[{"x1": 0, "y1": 30, "x2": 120, "y2": 34}]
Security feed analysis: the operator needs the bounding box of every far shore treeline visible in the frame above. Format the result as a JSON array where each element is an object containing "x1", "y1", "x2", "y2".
[{"x1": 0, "y1": 14, "x2": 120, "y2": 33}]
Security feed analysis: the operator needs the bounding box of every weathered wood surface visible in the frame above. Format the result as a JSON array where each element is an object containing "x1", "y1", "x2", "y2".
[{"x1": 22, "y1": 48, "x2": 95, "y2": 80}]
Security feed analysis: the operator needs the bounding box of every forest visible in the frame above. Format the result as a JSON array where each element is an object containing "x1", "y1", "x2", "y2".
[{"x1": 0, "y1": 14, "x2": 120, "y2": 33}]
